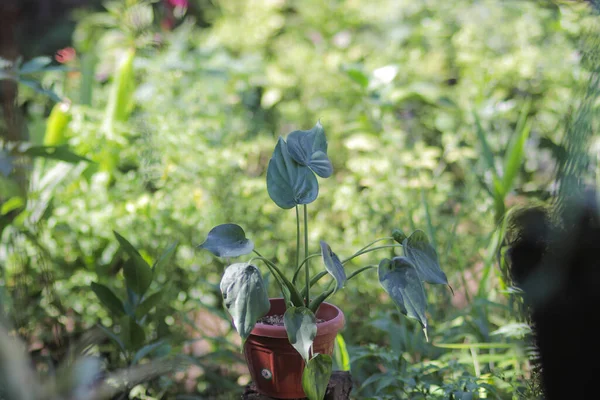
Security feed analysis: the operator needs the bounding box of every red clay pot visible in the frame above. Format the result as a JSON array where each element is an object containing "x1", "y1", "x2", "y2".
[{"x1": 243, "y1": 298, "x2": 346, "y2": 399}]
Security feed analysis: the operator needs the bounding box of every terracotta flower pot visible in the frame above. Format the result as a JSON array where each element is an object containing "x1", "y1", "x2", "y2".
[{"x1": 243, "y1": 298, "x2": 346, "y2": 399}]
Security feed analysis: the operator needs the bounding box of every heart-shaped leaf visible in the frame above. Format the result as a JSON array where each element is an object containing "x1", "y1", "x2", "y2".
[
  {"x1": 302, "y1": 353, "x2": 333, "y2": 400},
  {"x1": 378, "y1": 257, "x2": 428, "y2": 329},
  {"x1": 287, "y1": 121, "x2": 333, "y2": 178},
  {"x1": 267, "y1": 137, "x2": 319, "y2": 209},
  {"x1": 198, "y1": 224, "x2": 254, "y2": 257},
  {"x1": 403, "y1": 230, "x2": 448, "y2": 285},
  {"x1": 284, "y1": 307, "x2": 317, "y2": 362},
  {"x1": 90, "y1": 282, "x2": 125, "y2": 316},
  {"x1": 320, "y1": 241, "x2": 346, "y2": 293},
  {"x1": 220, "y1": 263, "x2": 270, "y2": 341}
]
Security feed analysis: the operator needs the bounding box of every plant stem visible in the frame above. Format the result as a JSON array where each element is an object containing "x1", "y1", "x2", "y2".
[
  {"x1": 252, "y1": 250, "x2": 304, "y2": 306},
  {"x1": 341, "y1": 244, "x2": 403, "y2": 264},
  {"x1": 304, "y1": 204, "x2": 310, "y2": 306},
  {"x1": 295, "y1": 205, "x2": 300, "y2": 281},
  {"x1": 292, "y1": 253, "x2": 321, "y2": 283}
]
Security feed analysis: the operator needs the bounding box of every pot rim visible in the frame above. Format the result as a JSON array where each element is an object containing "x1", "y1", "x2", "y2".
[{"x1": 249, "y1": 297, "x2": 345, "y2": 338}]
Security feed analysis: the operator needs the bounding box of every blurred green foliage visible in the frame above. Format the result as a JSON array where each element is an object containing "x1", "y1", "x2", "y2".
[{"x1": 0, "y1": 0, "x2": 597, "y2": 398}]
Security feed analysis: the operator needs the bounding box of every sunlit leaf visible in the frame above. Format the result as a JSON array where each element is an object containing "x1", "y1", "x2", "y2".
[
  {"x1": 378, "y1": 257, "x2": 428, "y2": 329},
  {"x1": 403, "y1": 230, "x2": 448, "y2": 285},
  {"x1": 320, "y1": 241, "x2": 346, "y2": 293},
  {"x1": 267, "y1": 137, "x2": 319, "y2": 209},
  {"x1": 284, "y1": 307, "x2": 317, "y2": 362},
  {"x1": 302, "y1": 353, "x2": 333, "y2": 400},
  {"x1": 333, "y1": 333, "x2": 351, "y2": 372},
  {"x1": 198, "y1": 224, "x2": 253, "y2": 257},
  {"x1": 220, "y1": 263, "x2": 270, "y2": 341}
]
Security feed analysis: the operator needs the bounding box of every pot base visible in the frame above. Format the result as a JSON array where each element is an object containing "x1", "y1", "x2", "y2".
[{"x1": 243, "y1": 298, "x2": 345, "y2": 399}]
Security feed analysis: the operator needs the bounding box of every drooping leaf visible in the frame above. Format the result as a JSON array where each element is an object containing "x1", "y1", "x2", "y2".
[
  {"x1": 220, "y1": 263, "x2": 270, "y2": 341},
  {"x1": 286, "y1": 121, "x2": 333, "y2": 178},
  {"x1": 378, "y1": 257, "x2": 428, "y2": 329},
  {"x1": 22, "y1": 145, "x2": 91, "y2": 163},
  {"x1": 302, "y1": 354, "x2": 333, "y2": 400},
  {"x1": 90, "y1": 282, "x2": 125, "y2": 317},
  {"x1": 320, "y1": 241, "x2": 346, "y2": 293},
  {"x1": 284, "y1": 307, "x2": 317, "y2": 362},
  {"x1": 152, "y1": 241, "x2": 179, "y2": 273},
  {"x1": 266, "y1": 137, "x2": 319, "y2": 209},
  {"x1": 333, "y1": 333, "x2": 351, "y2": 372},
  {"x1": 198, "y1": 224, "x2": 254, "y2": 257},
  {"x1": 403, "y1": 230, "x2": 448, "y2": 285},
  {"x1": 119, "y1": 316, "x2": 146, "y2": 350}
]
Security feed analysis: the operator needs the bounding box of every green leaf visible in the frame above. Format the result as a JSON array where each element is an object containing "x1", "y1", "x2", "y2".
[
  {"x1": 152, "y1": 240, "x2": 179, "y2": 273},
  {"x1": 198, "y1": 224, "x2": 254, "y2": 257},
  {"x1": 333, "y1": 333, "x2": 351, "y2": 372},
  {"x1": 286, "y1": 121, "x2": 333, "y2": 178},
  {"x1": 319, "y1": 241, "x2": 346, "y2": 293},
  {"x1": 283, "y1": 307, "x2": 317, "y2": 362},
  {"x1": 403, "y1": 230, "x2": 448, "y2": 285},
  {"x1": 98, "y1": 324, "x2": 126, "y2": 352},
  {"x1": 378, "y1": 257, "x2": 428, "y2": 329},
  {"x1": 119, "y1": 315, "x2": 146, "y2": 350},
  {"x1": 132, "y1": 340, "x2": 167, "y2": 364},
  {"x1": 266, "y1": 137, "x2": 319, "y2": 209},
  {"x1": 220, "y1": 263, "x2": 270, "y2": 341},
  {"x1": 114, "y1": 231, "x2": 153, "y2": 296},
  {"x1": 302, "y1": 354, "x2": 333, "y2": 400},
  {"x1": 343, "y1": 67, "x2": 369, "y2": 88},
  {"x1": 135, "y1": 291, "x2": 162, "y2": 318},
  {"x1": 18, "y1": 79, "x2": 62, "y2": 102},
  {"x1": 90, "y1": 282, "x2": 125, "y2": 316},
  {"x1": 123, "y1": 257, "x2": 153, "y2": 296},
  {"x1": 392, "y1": 229, "x2": 407, "y2": 244},
  {"x1": 1, "y1": 197, "x2": 24, "y2": 215},
  {"x1": 19, "y1": 56, "x2": 52, "y2": 74},
  {"x1": 473, "y1": 111, "x2": 498, "y2": 178},
  {"x1": 502, "y1": 119, "x2": 531, "y2": 194},
  {"x1": 22, "y1": 145, "x2": 91, "y2": 163}
]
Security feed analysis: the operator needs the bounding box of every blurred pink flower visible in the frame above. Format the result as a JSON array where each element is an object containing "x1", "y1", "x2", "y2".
[
  {"x1": 55, "y1": 47, "x2": 76, "y2": 64},
  {"x1": 167, "y1": 0, "x2": 188, "y2": 7}
]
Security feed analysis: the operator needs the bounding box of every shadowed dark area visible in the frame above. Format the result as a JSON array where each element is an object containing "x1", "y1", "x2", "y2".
[{"x1": 507, "y1": 190, "x2": 600, "y2": 399}]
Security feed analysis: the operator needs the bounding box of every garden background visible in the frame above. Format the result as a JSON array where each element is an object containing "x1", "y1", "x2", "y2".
[{"x1": 1, "y1": 0, "x2": 598, "y2": 398}]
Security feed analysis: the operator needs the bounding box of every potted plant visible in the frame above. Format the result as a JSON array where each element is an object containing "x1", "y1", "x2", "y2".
[{"x1": 197, "y1": 122, "x2": 450, "y2": 400}]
